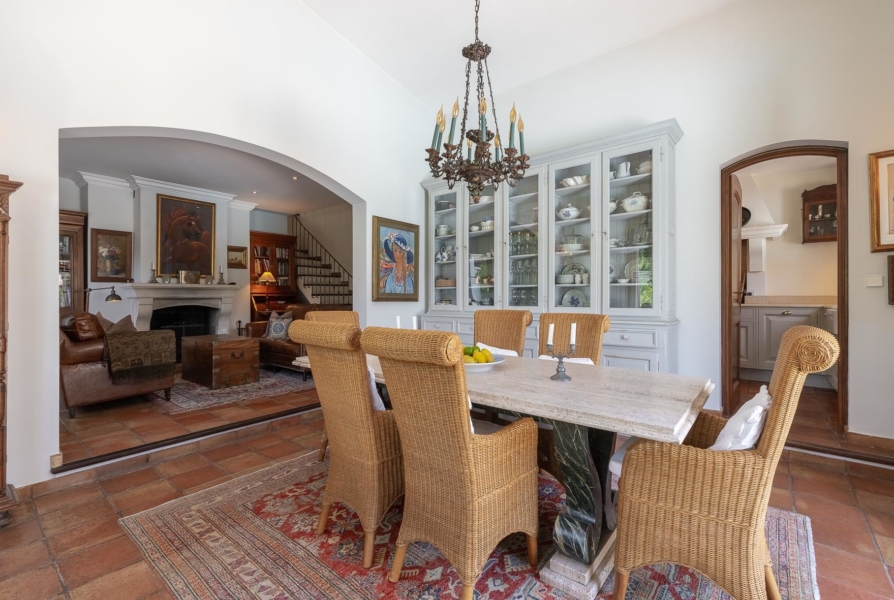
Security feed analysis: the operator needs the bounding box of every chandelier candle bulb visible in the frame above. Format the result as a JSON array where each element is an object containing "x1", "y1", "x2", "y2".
[
  {"x1": 494, "y1": 134, "x2": 502, "y2": 162},
  {"x1": 508, "y1": 103, "x2": 517, "y2": 149},
  {"x1": 448, "y1": 98, "x2": 459, "y2": 146},
  {"x1": 467, "y1": 138, "x2": 472, "y2": 161},
  {"x1": 431, "y1": 107, "x2": 443, "y2": 149},
  {"x1": 479, "y1": 97, "x2": 487, "y2": 141},
  {"x1": 436, "y1": 118, "x2": 445, "y2": 150},
  {"x1": 518, "y1": 114, "x2": 525, "y2": 156}
]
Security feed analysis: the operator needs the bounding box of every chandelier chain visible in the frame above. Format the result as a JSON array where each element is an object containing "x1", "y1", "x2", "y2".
[
  {"x1": 474, "y1": 0, "x2": 480, "y2": 41},
  {"x1": 483, "y1": 58, "x2": 500, "y2": 149}
]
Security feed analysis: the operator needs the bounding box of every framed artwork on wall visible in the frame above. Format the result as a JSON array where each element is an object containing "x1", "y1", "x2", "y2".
[
  {"x1": 227, "y1": 245, "x2": 248, "y2": 269},
  {"x1": 372, "y1": 216, "x2": 419, "y2": 302},
  {"x1": 90, "y1": 228, "x2": 132, "y2": 283},
  {"x1": 156, "y1": 194, "x2": 216, "y2": 275},
  {"x1": 869, "y1": 149, "x2": 894, "y2": 252}
]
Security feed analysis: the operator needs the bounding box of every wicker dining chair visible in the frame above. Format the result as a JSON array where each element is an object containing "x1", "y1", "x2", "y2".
[
  {"x1": 290, "y1": 320, "x2": 403, "y2": 569},
  {"x1": 473, "y1": 309, "x2": 533, "y2": 355},
  {"x1": 537, "y1": 312, "x2": 611, "y2": 364},
  {"x1": 305, "y1": 311, "x2": 361, "y2": 460},
  {"x1": 360, "y1": 327, "x2": 539, "y2": 600},
  {"x1": 613, "y1": 326, "x2": 840, "y2": 600}
]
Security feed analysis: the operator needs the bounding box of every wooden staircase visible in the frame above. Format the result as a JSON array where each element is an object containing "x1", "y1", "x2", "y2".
[{"x1": 294, "y1": 217, "x2": 353, "y2": 307}]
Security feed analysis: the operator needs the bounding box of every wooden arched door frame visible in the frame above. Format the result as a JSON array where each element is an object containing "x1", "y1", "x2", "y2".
[{"x1": 720, "y1": 142, "x2": 848, "y2": 432}]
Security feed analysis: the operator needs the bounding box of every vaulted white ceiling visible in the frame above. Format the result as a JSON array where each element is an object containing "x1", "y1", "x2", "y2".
[{"x1": 304, "y1": 0, "x2": 739, "y2": 110}]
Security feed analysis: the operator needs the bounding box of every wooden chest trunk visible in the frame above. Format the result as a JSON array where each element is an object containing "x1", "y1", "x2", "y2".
[{"x1": 181, "y1": 334, "x2": 260, "y2": 390}]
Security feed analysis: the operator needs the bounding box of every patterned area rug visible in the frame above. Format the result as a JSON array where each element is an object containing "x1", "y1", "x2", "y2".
[
  {"x1": 121, "y1": 453, "x2": 819, "y2": 599},
  {"x1": 145, "y1": 370, "x2": 316, "y2": 414}
]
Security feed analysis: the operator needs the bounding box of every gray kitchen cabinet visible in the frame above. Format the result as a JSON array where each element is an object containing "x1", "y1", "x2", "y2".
[
  {"x1": 756, "y1": 307, "x2": 819, "y2": 370},
  {"x1": 739, "y1": 319, "x2": 756, "y2": 369}
]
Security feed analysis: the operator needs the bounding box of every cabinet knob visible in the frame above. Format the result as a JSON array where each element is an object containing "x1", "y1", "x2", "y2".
[
  {"x1": 434, "y1": 324, "x2": 440, "y2": 329},
  {"x1": 620, "y1": 334, "x2": 629, "y2": 341},
  {"x1": 782, "y1": 310, "x2": 791, "y2": 316}
]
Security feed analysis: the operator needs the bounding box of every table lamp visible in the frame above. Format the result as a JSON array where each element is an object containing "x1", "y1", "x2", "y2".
[{"x1": 258, "y1": 271, "x2": 276, "y2": 306}]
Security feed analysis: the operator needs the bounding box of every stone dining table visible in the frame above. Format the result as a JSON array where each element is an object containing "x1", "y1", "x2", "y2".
[{"x1": 293, "y1": 354, "x2": 712, "y2": 598}]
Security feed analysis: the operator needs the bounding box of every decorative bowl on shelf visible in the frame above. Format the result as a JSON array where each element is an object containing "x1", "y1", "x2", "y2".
[
  {"x1": 560, "y1": 177, "x2": 577, "y2": 188},
  {"x1": 557, "y1": 204, "x2": 581, "y2": 220},
  {"x1": 470, "y1": 225, "x2": 480, "y2": 232},
  {"x1": 617, "y1": 278, "x2": 630, "y2": 284},
  {"x1": 573, "y1": 175, "x2": 590, "y2": 185},
  {"x1": 619, "y1": 192, "x2": 650, "y2": 213},
  {"x1": 556, "y1": 274, "x2": 575, "y2": 284},
  {"x1": 435, "y1": 201, "x2": 451, "y2": 211},
  {"x1": 559, "y1": 244, "x2": 587, "y2": 252},
  {"x1": 636, "y1": 160, "x2": 652, "y2": 174}
]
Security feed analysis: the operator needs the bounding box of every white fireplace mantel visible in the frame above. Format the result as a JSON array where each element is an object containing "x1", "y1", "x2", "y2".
[{"x1": 120, "y1": 283, "x2": 243, "y2": 333}]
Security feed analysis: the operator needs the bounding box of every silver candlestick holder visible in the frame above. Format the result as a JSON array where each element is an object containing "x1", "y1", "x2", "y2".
[
  {"x1": 216, "y1": 271, "x2": 226, "y2": 285},
  {"x1": 148, "y1": 268, "x2": 159, "y2": 284},
  {"x1": 546, "y1": 343, "x2": 576, "y2": 382}
]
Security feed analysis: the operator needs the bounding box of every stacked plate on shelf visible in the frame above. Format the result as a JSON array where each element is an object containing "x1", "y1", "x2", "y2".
[{"x1": 625, "y1": 260, "x2": 652, "y2": 283}]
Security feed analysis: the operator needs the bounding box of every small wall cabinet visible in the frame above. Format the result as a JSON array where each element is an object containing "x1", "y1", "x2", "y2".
[
  {"x1": 59, "y1": 210, "x2": 87, "y2": 313},
  {"x1": 422, "y1": 120, "x2": 683, "y2": 373},
  {"x1": 802, "y1": 184, "x2": 838, "y2": 244}
]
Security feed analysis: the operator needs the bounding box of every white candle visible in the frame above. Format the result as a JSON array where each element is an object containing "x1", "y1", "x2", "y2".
[
  {"x1": 570, "y1": 323, "x2": 577, "y2": 346},
  {"x1": 396, "y1": 316, "x2": 401, "y2": 329},
  {"x1": 151, "y1": 262, "x2": 155, "y2": 270},
  {"x1": 412, "y1": 316, "x2": 418, "y2": 330},
  {"x1": 547, "y1": 323, "x2": 555, "y2": 346}
]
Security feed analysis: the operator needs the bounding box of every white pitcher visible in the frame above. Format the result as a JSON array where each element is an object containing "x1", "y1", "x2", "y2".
[{"x1": 616, "y1": 161, "x2": 631, "y2": 178}]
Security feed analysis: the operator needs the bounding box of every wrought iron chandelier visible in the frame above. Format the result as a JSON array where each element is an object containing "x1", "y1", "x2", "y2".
[{"x1": 426, "y1": 0, "x2": 528, "y2": 200}]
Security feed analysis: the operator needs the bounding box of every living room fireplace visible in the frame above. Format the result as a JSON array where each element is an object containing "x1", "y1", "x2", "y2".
[{"x1": 150, "y1": 305, "x2": 218, "y2": 362}]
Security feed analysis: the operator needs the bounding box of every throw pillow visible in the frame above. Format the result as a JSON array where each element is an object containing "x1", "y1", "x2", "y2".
[
  {"x1": 474, "y1": 342, "x2": 519, "y2": 357},
  {"x1": 709, "y1": 385, "x2": 772, "y2": 451},
  {"x1": 538, "y1": 355, "x2": 595, "y2": 365},
  {"x1": 368, "y1": 366, "x2": 385, "y2": 411},
  {"x1": 104, "y1": 315, "x2": 136, "y2": 334},
  {"x1": 61, "y1": 313, "x2": 104, "y2": 342},
  {"x1": 264, "y1": 311, "x2": 293, "y2": 340},
  {"x1": 94, "y1": 312, "x2": 114, "y2": 333}
]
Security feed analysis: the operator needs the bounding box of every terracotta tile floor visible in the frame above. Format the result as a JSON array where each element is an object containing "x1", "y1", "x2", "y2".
[
  {"x1": 6, "y1": 411, "x2": 894, "y2": 598},
  {"x1": 59, "y1": 382, "x2": 319, "y2": 465},
  {"x1": 741, "y1": 379, "x2": 894, "y2": 461},
  {"x1": 2, "y1": 416, "x2": 326, "y2": 600}
]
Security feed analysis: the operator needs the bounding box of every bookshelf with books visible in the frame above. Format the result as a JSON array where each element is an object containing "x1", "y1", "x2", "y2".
[{"x1": 249, "y1": 231, "x2": 296, "y2": 295}]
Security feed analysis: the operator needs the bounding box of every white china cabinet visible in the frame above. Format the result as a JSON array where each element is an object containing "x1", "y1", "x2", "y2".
[{"x1": 422, "y1": 120, "x2": 682, "y2": 372}]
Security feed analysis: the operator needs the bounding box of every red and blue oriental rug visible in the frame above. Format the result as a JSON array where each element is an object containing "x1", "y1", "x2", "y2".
[{"x1": 121, "y1": 452, "x2": 819, "y2": 599}]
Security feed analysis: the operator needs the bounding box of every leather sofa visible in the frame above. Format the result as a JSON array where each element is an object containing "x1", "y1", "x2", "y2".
[
  {"x1": 246, "y1": 304, "x2": 351, "y2": 377},
  {"x1": 59, "y1": 311, "x2": 174, "y2": 418}
]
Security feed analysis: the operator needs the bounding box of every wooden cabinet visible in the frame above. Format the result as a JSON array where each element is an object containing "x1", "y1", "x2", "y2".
[
  {"x1": 181, "y1": 334, "x2": 260, "y2": 390},
  {"x1": 0, "y1": 175, "x2": 22, "y2": 527},
  {"x1": 802, "y1": 184, "x2": 838, "y2": 244},
  {"x1": 59, "y1": 210, "x2": 86, "y2": 312},
  {"x1": 250, "y1": 231, "x2": 296, "y2": 295},
  {"x1": 756, "y1": 307, "x2": 819, "y2": 370}
]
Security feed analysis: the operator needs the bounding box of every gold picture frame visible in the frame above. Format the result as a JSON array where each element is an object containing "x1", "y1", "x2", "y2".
[
  {"x1": 227, "y1": 245, "x2": 248, "y2": 269},
  {"x1": 869, "y1": 149, "x2": 894, "y2": 252},
  {"x1": 372, "y1": 216, "x2": 419, "y2": 302},
  {"x1": 156, "y1": 194, "x2": 216, "y2": 275}
]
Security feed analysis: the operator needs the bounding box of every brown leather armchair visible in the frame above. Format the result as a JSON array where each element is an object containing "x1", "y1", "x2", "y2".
[
  {"x1": 247, "y1": 304, "x2": 354, "y2": 378},
  {"x1": 59, "y1": 313, "x2": 174, "y2": 418}
]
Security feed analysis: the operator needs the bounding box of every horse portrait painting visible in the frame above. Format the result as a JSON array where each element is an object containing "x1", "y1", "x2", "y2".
[{"x1": 156, "y1": 194, "x2": 216, "y2": 276}]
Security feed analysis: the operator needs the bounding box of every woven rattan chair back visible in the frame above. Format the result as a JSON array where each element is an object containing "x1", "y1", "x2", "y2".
[
  {"x1": 305, "y1": 310, "x2": 360, "y2": 326},
  {"x1": 289, "y1": 320, "x2": 403, "y2": 568},
  {"x1": 473, "y1": 309, "x2": 532, "y2": 355},
  {"x1": 360, "y1": 326, "x2": 540, "y2": 598},
  {"x1": 537, "y1": 313, "x2": 610, "y2": 363}
]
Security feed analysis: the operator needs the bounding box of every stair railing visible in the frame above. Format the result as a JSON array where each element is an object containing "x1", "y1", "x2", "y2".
[{"x1": 292, "y1": 215, "x2": 353, "y2": 306}]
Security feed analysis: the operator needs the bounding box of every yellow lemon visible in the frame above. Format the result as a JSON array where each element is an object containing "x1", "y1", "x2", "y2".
[
  {"x1": 472, "y1": 351, "x2": 486, "y2": 364},
  {"x1": 482, "y1": 349, "x2": 494, "y2": 363},
  {"x1": 463, "y1": 355, "x2": 475, "y2": 364}
]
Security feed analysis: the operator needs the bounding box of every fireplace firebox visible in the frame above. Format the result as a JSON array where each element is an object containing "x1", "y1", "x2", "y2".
[{"x1": 150, "y1": 305, "x2": 217, "y2": 362}]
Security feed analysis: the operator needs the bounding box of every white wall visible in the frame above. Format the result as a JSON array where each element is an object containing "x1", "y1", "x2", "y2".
[
  {"x1": 752, "y1": 167, "x2": 838, "y2": 296},
  {"x1": 58, "y1": 178, "x2": 82, "y2": 212},
  {"x1": 250, "y1": 209, "x2": 290, "y2": 235},
  {"x1": 495, "y1": 0, "x2": 894, "y2": 437},
  {"x1": 227, "y1": 205, "x2": 254, "y2": 328},
  {"x1": 1, "y1": 0, "x2": 428, "y2": 486},
  {"x1": 297, "y1": 203, "x2": 354, "y2": 273}
]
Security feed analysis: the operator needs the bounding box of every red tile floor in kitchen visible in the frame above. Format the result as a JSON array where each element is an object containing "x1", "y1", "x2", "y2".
[{"x1": 5, "y1": 411, "x2": 894, "y2": 598}]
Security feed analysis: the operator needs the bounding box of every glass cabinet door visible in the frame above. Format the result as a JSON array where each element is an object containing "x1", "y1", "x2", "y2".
[
  {"x1": 605, "y1": 143, "x2": 658, "y2": 315},
  {"x1": 505, "y1": 172, "x2": 542, "y2": 309},
  {"x1": 550, "y1": 158, "x2": 597, "y2": 310},
  {"x1": 466, "y1": 184, "x2": 497, "y2": 309},
  {"x1": 431, "y1": 189, "x2": 460, "y2": 310},
  {"x1": 59, "y1": 233, "x2": 74, "y2": 309}
]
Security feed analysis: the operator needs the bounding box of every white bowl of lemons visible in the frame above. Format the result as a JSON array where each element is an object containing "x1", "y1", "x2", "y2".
[{"x1": 462, "y1": 346, "x2": 506, "y2": 372}]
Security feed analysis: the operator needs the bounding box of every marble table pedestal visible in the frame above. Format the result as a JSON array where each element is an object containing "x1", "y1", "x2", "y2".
[{"x1": 537, "y1": 421, "x2": 618, "y2": 600}]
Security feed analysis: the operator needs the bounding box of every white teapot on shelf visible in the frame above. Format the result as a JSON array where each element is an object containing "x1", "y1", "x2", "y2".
[{"x1": 616, "y1": 161, "x2": 631, "y2": 178}]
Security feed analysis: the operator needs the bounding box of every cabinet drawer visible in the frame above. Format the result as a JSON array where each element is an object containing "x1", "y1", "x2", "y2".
[
  {"x1": 756, "y1": 307, "x2": 818, "y2": 370},
  {"x1": 602, "y1": 348, "x2": 658, "y2": 372},
  {"x1": 422, "y1": 319, "x2": 455, "y2": 333},
  {"x1": 604, "y1": 329, "x2": 658, "y2": 349},
  {"x1": 457, "y1": 321, "x2": 475, "y2": 337}
]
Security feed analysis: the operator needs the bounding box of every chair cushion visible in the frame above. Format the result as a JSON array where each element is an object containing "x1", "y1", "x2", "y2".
[
  {"x1": 538, "y1": 355, "x2": 595, "y2": 365},
  {"x1": 709, "y1": 385, "x2": 772, "y2": 451},
  {"x1": 61, "y1": 312, "x2": 104, "y2": 342},
  {"x1": 264, "y1": 311, "x2": 293, "y2": 340},
  {"x1": 368, "y1": 366, "x2": 385, "y2": 411},
  {"x1": 474, "y1": 342, "x2": 519, "y2": 357},
  {"x1": 609, "y1": 436, "x2": 640, "y2": 478},
  {"x1": 471, "y1": 419, "x2": 502, "y2": 435}
]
